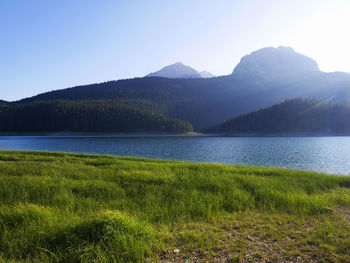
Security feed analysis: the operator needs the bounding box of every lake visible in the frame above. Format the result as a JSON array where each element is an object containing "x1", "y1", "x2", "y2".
[{"x1": 0, "y1": 135, "x2": 349, "y2": 175}]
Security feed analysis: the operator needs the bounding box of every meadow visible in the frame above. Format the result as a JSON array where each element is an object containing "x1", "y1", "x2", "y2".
[{"x1": 0, "y1": 151, "x2": 349, "y2": 262}]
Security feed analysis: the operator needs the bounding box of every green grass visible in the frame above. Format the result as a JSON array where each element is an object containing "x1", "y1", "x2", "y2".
[{"x1": 0, "y1": 151, "x2": 349, "y2": 262}]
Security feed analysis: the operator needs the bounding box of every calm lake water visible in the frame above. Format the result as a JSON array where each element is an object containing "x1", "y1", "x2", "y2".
[{"x1": 0, "y1": 135, "x2": 349, "y2": 175}]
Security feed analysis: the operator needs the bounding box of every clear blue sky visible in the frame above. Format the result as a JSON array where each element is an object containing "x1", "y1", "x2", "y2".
[{"x1": 1, "y1": 0, "x2": 349, "y2": 101}]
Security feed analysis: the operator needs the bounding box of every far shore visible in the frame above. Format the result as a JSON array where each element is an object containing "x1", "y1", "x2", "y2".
[
  {"x1": 2, "y1": 131, "x2": 350, "y2": 137},
  {"x1": 0, "y1": 131, "x2": 209, "y2": 137}
]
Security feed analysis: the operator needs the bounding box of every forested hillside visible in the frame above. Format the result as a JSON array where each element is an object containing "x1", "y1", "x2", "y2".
[
  {"x1": 19, "y1": 76, "x2": 259, "y2": 129},
  {"x1": 0, "y1": 100, "x2": 192, "y2": 133},
  {"x1": 218, "y1": 98, "x2": 350, "y2": 134}
]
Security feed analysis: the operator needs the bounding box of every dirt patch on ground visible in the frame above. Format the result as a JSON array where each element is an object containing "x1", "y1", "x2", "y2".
[
  {"x1": 336, "y1": 208, "x2": 350, "y2": 225},
  {"x1": 155, "y1": 212, "x2": 350, "y2": 263}
]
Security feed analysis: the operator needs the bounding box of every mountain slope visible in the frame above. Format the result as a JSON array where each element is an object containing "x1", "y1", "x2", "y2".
[
  {"x1": 146, "y1": 62, "x2": 201, "y2": 78},
  {"x1": 19, "y1": 76, "x2": 274, "y2": 130},
  {"x1": 218, "y1": 98, "x2": 350, "y2": 134}
]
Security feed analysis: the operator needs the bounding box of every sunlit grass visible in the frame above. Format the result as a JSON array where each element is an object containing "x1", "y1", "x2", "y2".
[{"x1": 0, "y1": 151, "x2": 349, "y2": 262}]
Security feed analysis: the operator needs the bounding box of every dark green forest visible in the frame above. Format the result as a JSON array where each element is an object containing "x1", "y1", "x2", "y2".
[
  {"x1": 0, "y1": 100, "x2": 192, "y2": 133},
  {"x1": 20, "y1": 76, "x2": 258, "y2": 130},
  {"x1": 218, "y1": 98, "x2": 350, "y2": 134}
]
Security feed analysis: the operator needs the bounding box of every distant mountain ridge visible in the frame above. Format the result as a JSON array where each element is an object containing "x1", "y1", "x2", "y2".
[
  {"x1": 146, "y1": 62, "x2": 202, "y2": 78},
  {"x1": 232, "y1": 46, "x2": 320, "y2": 80},
  {"x1": 146, "y1": 62, "x2": 214, "y2": 79},
  {"x1": 4, "y1": 46, "x2": 350, "y2": 132}
]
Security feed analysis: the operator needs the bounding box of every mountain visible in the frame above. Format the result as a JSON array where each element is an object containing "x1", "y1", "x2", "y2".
[
  {"x1": 146, "y1": 62, "x2": 202, "y2": 78},
  {"x1": 13, "y1": 46, "x2": 350, "y2": 131},
  {"x1": 0, "y1": 100, "x2": 192, "y2": 133},
  {"x1": 218, "y1": 98, "x2": 350, "y2": 135},
  {"x1": 199, "y1": 71, "x2": 215, "y2": 78},
  {"x1": 18, "y1": 77, "x2": 266, "y2": 130},
  {"x1": 232, "y1": 46, "x2": 320, "y2": 80}
]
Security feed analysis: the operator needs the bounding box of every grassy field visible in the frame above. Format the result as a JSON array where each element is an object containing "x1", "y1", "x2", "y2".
[{"x1": 0, "y1": 151, "x2": 349, "y2": 262}]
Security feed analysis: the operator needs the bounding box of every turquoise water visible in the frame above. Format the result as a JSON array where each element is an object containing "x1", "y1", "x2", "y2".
[{"x1": 0, "y1": 135, "x2": 349, "y2": 175}]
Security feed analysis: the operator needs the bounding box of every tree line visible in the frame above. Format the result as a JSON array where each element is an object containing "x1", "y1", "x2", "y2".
[{"x1": 0, "y1": 100, "x2": 193, "y2": 133}]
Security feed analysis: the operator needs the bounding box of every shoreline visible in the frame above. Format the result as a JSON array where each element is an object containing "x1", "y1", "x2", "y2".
[{"x1": 2, "y1": 131, "x2": 350, "y2": 137}]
